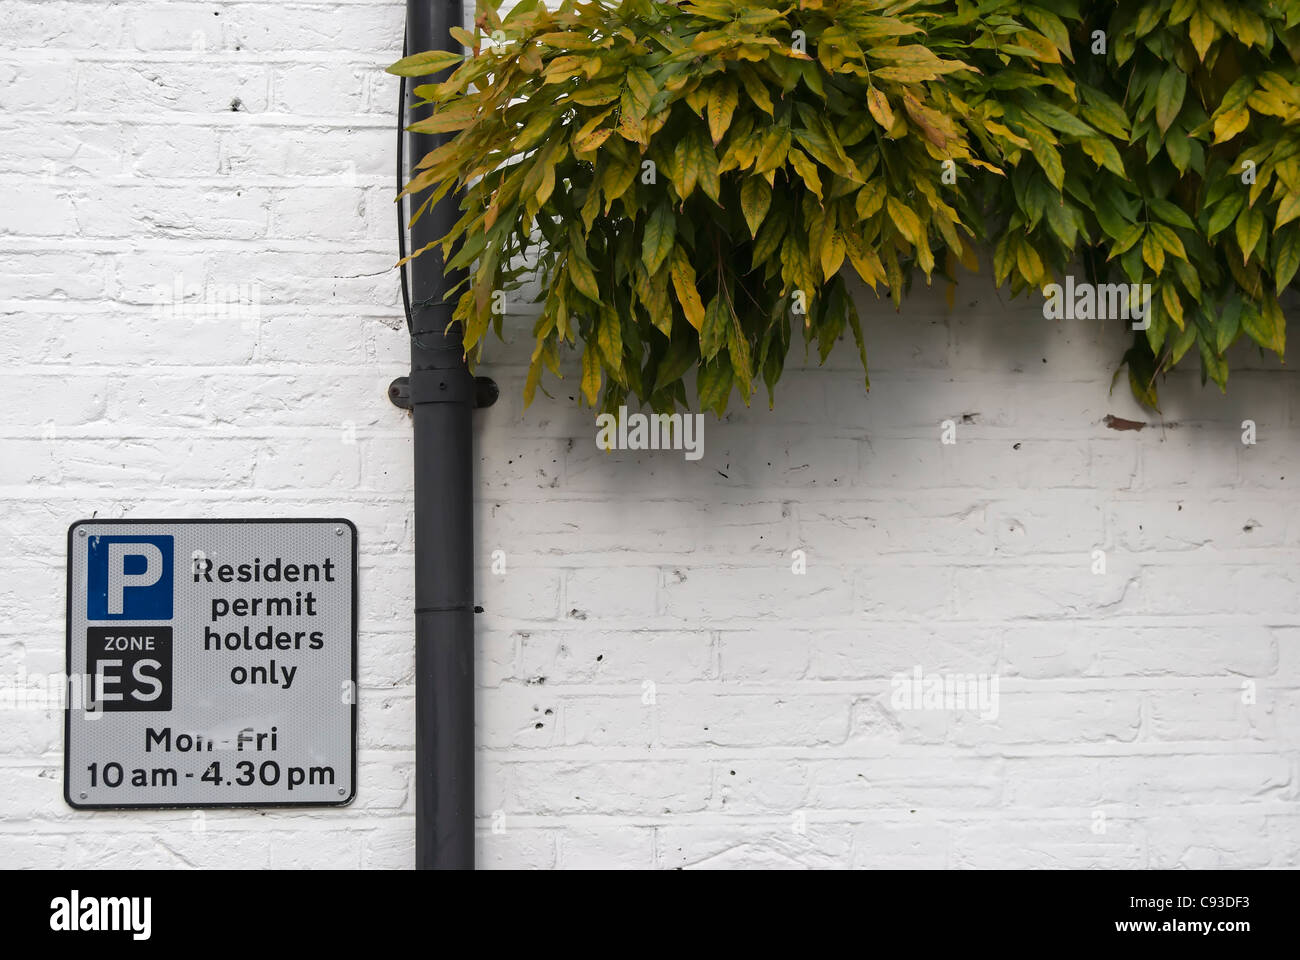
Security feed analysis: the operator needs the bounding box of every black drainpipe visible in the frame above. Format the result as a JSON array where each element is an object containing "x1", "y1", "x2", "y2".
[{"x1": 390, "y1": 0, "x2": 495, "y2": 870}]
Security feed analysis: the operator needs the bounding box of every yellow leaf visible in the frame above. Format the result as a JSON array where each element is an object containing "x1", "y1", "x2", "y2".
[
  {"x1": 574, "y1": 127, "x2": 613, "y2": 153},
  {"x1": 820, "y1": 228, "x2": 845, "y2": 280},
  {"x1": 1213, "y1": 108, "x2": 1250, "y2": 144},
  {"x1": 580, "y1": 344, "x2": 601, "y2": 406},
  {"x1": 624, "y1": 66, "x2": 655, "y2": 117},
  {"x1": 1161, "y1": 284, "x2": 1185, "y2": 330},
  {"x1": 670, "y1": 247, "x2": 706, "y2": 331},
  {"x1": 597, "y1": 304, "x2": 623, "y2": 373},
  {"x1": 1275, "y1": 193, "x2": 1300, "y2": 231},
  {"x1": 872, "y1": 65, "x2": 941, "y2": 83},
  {"x1": 568, "y1": 254, "x2": 601, "y2": 302},
  {"x1": 1013, "y1": 31, "x2": 1061, "y2": 64},
  {"x1": 1189, "y1": 9, "x2": 1216, "y2": 61},
  {"x1": 788, "y1": 148, "x2": 823, "y2": 200},
  {"x1": 856, "y1": 180, "x2": 885, "y2": 219},
  {"x1": 846, "y1": 233, "x2": 884, "y2": 289},
  {"x1": 755, "y1": 126, "x2": 791, "y2": 173},
  {"x1": 673, "y1": 135, "x2": 699, "y2": 199},
  {"x1": 738, "y1": 67, "x2": 773, "y2": 116},
  {"x1": 1016, "y1": 241, "x2": 1043, "y2": 284},
  {"x1": 886, "y1": 197, "x2": 922, "y2": 245},
  {"x1": 867, "y1": 88, "x2": 894, "y2": 130},
  {"x1": 957, "y1": 240, "x2": 979, "y2": 273},
  {"x1": 707, "y1": 77, "x2": 739, "y2": 145},
  {"x1": 1142, "y1": 232, "x2": 1166, "y2": 273},
  {"x1": 1149, "y1": 222, "x2": 1187, "y2": 262}
]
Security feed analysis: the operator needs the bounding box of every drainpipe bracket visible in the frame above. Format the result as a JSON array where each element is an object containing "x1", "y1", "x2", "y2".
[
  {"x1": 388, "y1": 377, "x2": 412, "y2": 409},
  {"x1": 474, "y1": 376, "x2": 499, "y2": 409},
  {"x1": 388, "y1": 374, "x2": 499, "y2": 409}
]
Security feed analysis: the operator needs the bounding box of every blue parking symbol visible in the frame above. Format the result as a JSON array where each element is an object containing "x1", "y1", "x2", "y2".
[{"x1": 87, "y1": 535, "x2": 174, "y2": 621}]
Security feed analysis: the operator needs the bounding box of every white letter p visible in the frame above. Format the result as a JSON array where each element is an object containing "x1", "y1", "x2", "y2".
[{"x1": 107, "y1": 543, "x2": 163, "y2": 615}]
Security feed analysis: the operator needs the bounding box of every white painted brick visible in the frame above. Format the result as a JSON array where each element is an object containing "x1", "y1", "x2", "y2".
[
  {"x1": 1001, "y1": 624, "x2": 1278, "y2": 679},
  {"x1": 561, "y1": 696, "x2": 651, "y2": 748},
  {"x1": 0, "y1": 184, "x2": 78, "y2": 237},
  {"x1": 504, "y1": 761, "x2": 712, "y2": 816},
  {"x1": 557, "y1": 825, "x2": 653, "y2": 869},
  {"x1": 950, "y1": 819, "x2": 1144, "y2": 869},
  {"x1": 84, "y1": 62, "x2": 270, "y2": 115},
  {"x1": 805, "y1": 757, "x2": 1003, "y2": 810},
  {"x1": 662, "y1": 565, "x2": 853, "y2": 622},
  {"x1": 478, "y1": 829, "x2": 556, "y2": 869},
  {"x1": 1101, "y1": 754, "x2": 1293, "y2": 805},
  {"x1": 717, "y1": 627, "x2": 810, "y2": 680},
  {"x1": 948, "y1": 691, "x2": 1143, "y2": 746},
  {"x1": 655, "y1": 692, "x2": 849, "y2": 747},
  {"x1": 516, "y1": 629, "x2": 712, "y2": 684},
  {"x1": 659, "y1": 822, "x2": 853, "y2": 869},
  {"x1": 565, "y1": 566, "x2": 659, "y2": 620},
  {"x1": 852, "y1": 821, "x2": 950, "y2": 868}
]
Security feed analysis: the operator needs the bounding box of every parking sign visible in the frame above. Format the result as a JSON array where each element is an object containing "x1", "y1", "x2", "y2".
[{"x1": 65, "y1": 519, "x2": 356, "y2": 808}]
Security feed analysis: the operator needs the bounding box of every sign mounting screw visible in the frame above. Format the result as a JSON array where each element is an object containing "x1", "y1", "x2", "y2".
[
  {"x1": 77, "y1": 530, "x2": 86, "y2": 537},
  {"x1": 335, "y1": 527, "x2": 344, "y2": 536},
  {"x1": 79, "y1": 792, "x2": 87, "y2": 799}
]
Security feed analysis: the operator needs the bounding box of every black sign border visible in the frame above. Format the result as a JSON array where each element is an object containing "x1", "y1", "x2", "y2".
[{"x1": 64, "y1": 517, "x2": 359, "y2": 810}]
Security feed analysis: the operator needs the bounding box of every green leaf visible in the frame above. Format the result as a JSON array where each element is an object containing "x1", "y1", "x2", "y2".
[
  {"x1": 697, "y1": 359, "x2": 734, "y2": 416},
  {"x1": 1110, "y1": 223, "x2": 1144, "y2": 260},
  {"x1": 692, "y1": 129, "x2": 721, "y2": 204},
  {"x1": 1022, "y1": 126, "x2": 1064, "y2": 190},
  {"x1": 1207, "y1": 193, "x2": 1245, "y2": 237},
  {"x1": 1149, "y1": 198, "x2": 1196, "y2": 231},
  {"x1": 642, "y1": 203, "x2": 675, "y2": 274},
  {"x1": 700, "y1": 294, "x2": 727, "y2": 360},
  {"x1": 727, "y1": 314, "x2": 753, "y2": 399},
  {"x1": 1241, "y1": 297, "x2": 1285, "y2": 355},
  {"x1": 1155, "y1": 69, "x2": 1187, "y2": 135},
  {"x1": 1215, "y1": 297, "x2": 1243, "y2": 355},
  {"x1": 1021, "y1": 100, "x2": 1098, "y2": 139},
  {"x1": 1236, "y1": 205, "x2": 1265, "y2": 263},
  {"x1": 388, "y1": 50, "x2": 465, "y2": 77},
  {"x1": 624, "y1": 67, "x2": 655, "y2": 117},
  {"x1": 1275, "y1": 228, "x2": 1300, "y2": 293},
  {"x1": 740, "y1": 177, "x2": 771, "y2": 238},
  {"x1": 653, "y1": 335, "x2": 697, "y2": 393}
]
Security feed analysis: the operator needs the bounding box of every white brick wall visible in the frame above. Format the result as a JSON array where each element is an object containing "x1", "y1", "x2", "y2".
[{"x1": 2, "y1": 0, "x2": 1298, "y2": 870}]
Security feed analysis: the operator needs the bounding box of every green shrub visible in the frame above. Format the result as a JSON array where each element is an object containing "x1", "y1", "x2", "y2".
[{"x1": 391, "y1": 0, "x2": 1300, "y2": 414}]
